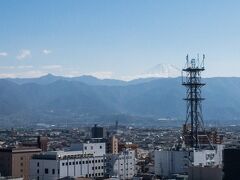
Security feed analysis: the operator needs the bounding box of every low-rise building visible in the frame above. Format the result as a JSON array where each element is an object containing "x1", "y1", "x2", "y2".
[
  {"x1": 29, "y1": 142, "x2": 106, "y2": 180},
  {"x1": 30, "y1": 151, "x2": 105, "y2": 180}
]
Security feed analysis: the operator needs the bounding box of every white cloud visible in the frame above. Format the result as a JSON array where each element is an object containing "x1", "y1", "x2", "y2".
[
  {"x1": 42, "y1": 49, "x2": 52, "y2": 55},
  {"x1": 16, "y1": 49, "x2": 31, "y2": 60},
  {"x1": 0, "y1": 66, "x2": 15, "y2": 70},
  {"x1": 17, "y1": 65, "x2": 33, "y2": 69},
  {"x1": 0, "y1": 70, "x2": 46, "y2": 78},
  {"x1": 87, "y1": 71, "x2": 113, "y2": 79},
  {"x1": 0, "y1": 66, "x2": 33, "y2": 70},
  {"x1": 0, "y1": 52, "x2": 8, "y2": 57},
  {"x1": 41, "y1": 65, "x2": 62, "y2": 70}
]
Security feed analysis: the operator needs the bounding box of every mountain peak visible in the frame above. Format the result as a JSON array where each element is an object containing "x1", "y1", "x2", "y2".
[
  {"x1": 142, "y1": 63, "x2": 181, "y2": 78},
  {"x1": 41, "y1": 73, "x2": 57, "y2": 78}
]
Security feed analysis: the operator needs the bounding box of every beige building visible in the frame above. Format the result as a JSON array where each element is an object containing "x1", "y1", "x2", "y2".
[
  {"x1": 0, "y1": 147, "x2": 41, "y2": 180},
  {"x1": 106, "y1": 135, "x2": 118, "y2": 154}
]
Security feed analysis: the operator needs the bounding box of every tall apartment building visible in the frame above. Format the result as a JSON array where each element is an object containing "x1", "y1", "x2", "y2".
[
  {"x1": 91, "y1": 124, "x2": 106, "y2": 139},
  {"x1": 0, "y1": 147, "x2": 41, "y2": 180},
  {"x1": 106, "y1": 135, "x2": 118, "y2": 154},
  {"x1": 105, "y1": 149, "x2": 136, "y2": 180},
  {"x1": 223, "y1": 148, "x2": 240, "y2": 180},
  {"x1": 37, "y1": 136, "x2": 48, "y2": 152},
  {"x1": 154, "y1": 149, "x2": 191, "y2": 177}
]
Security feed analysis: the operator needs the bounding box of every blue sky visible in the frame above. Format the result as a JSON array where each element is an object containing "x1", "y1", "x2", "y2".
[{"x1": 0, "y1": 0, "x2": 240, "y2": 79}]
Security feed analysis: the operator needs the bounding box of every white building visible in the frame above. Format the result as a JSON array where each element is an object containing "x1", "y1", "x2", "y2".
[
  {"x1": 154, "y1": 145, "x2": 224, "y2": 178},
  {"x1": 193, "y1": 145, "x2": 223, "y2": 167},
  {"x1": 105, "y1": 149, "x2": 136, "y2": 180},
  {"x1": 69, "y1": 142, "x2": 105, "y2": 156},
  {"x1": 154, "y1": 150, "x2": 192, "y2": 177},
  {"x1": 30, "y1": 142, "x2": 106, "y2": 180}
]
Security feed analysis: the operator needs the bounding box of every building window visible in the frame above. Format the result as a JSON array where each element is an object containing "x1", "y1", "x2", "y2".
[
  {"x1": 76, "y1": 161, "x2": 78, "y2": 165},
  {"x1": 52, "y1": 169, "x2": 55, "y2": 174},
  {"x1": 95, "y1": 160, "x2": 97, "y2": 163},
  {"x1": 37, "y1": 162, "x2": 39, "y2": 167},
  {"x1": 58, "y1": 169, "x2": 60, "y2": 174},
  {"x1": 92, "y1": 167, "x2": 94, "y2": 170},
  {"x1": 69, "y1": 162, "x2": 71, "y2": 165},
  {"x1": 73, "y1": 162, "x2": 75, "y2": 165},
  {"x1": 20, "y1": 157, "x2": 23, "y2": 160},
  {"x1": 62, "y1": 163, "x2": 65, "y2": 166},
  {"x1": 91, "y1": 146, "x2": 93, "y2": 150},
  {"x1": 37, "y1": 169, "x2": 39, "y2": 174},
  {"x1": 85, "y1": 146, "x2": 87, "y2": 150},
  {"x1": 37, "y1": 176, "x2": 39, "y2": 180},
  {"x1": 92, "y1": 160, "x2": 94, "y2": 163},
  {"x1": 79, "y1": 161, "x2": 81, "y2": 164},
  {"x1": 100, "y1": 146, "x2": 102, "y2": 149},
  {"x1": 66, "y1": 162, "x2": 68, "y2": 165},
  {"x1": 45, "y1": 168, "x2": 49, "y2": 174},
  {"x1": 20, "y1": 169, "x2": 23, "y2": 172},
  {"x1": 20, "y1": 163, "x2": 23, "y2": 166}
]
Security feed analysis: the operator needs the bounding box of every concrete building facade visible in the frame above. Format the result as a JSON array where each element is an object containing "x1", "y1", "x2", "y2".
[
  {"x1": 30, "y1": 142, "x2": 106, "y2": 180},
  {"x1": 30, "y1": 151, "x2": 105, "y2": 180},
  {"x1": 0, "y1": 147, "x2": 41, "y2": 180},
  {"x1": 105, "y1": 149, "x2": 136, "y2": 180},
  {"x1": 106, "y1": 135, "x2": 118, "y2": 154},
  {"x1": 154, "y1": 150, "x2": 191, "y2": 177}
]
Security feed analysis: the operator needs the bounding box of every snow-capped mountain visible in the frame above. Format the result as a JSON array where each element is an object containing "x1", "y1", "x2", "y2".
[{"x1": 139, "y1": 63, "x2": 181, "y2": 78}]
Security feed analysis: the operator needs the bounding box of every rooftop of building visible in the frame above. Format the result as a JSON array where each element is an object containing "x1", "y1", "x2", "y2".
[
  {"x1": 0, "y1": 146, "x2": 41, "y2": 153},
  {"x1": 32, "y1": 150, "x2": 97, "y2": 160}
]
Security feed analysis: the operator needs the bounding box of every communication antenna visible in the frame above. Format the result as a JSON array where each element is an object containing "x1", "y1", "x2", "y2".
[{"x1": 182, "y1": 54, "x2": 206, "y2": 148}]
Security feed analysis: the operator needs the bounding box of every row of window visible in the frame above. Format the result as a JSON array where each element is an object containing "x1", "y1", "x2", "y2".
[
  {"x1": 36, "y1": 172, "x2": 104, "y2": 180},
  {"x1": 86, "y1": 172, "x2": 104, "y2": 177},
  {"x1": 62, "y1": 159, "x2": 103, "y2": 166},
  {"x1": 44, "y1": 168, "x2": 59, "y2": 175},
  {"x1": 108, "y1": 168, "x2": 133, "y2": 171},
  {"x1": 108, "y1": 156, "x2": 133, "y2": 161},
  {"x1": 91, "y1": 166, "x2": 104, "y2": 170},
  {"x1": 84, "y1": 145, "x2": 103, "y2": 150}
]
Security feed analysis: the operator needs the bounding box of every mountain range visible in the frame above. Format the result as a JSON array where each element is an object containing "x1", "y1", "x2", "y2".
[{"x1": 0, "y1": 74, "x2": 240, "y2": 127}]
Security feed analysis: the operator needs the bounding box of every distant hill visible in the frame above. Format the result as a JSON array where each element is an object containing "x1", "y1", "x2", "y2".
[{"x1": 1, "y1": 75, "x2": 240, "y2": 126}]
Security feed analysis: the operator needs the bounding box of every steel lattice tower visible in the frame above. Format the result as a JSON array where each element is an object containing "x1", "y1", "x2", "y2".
[{"x1": 182, "y1": 54, "x2": 205, "y2": 148}]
